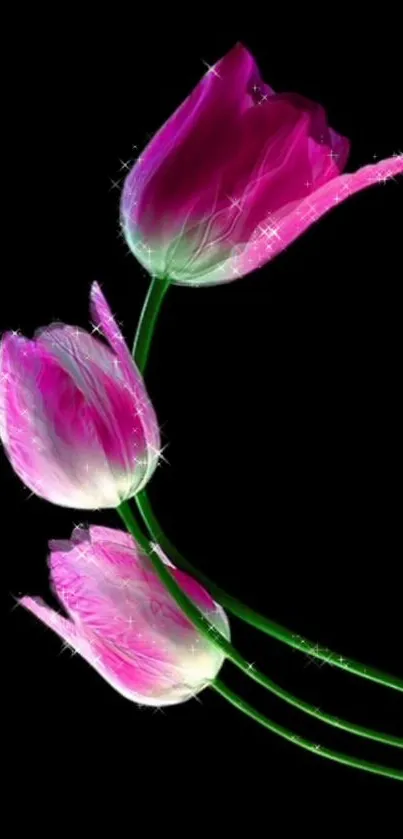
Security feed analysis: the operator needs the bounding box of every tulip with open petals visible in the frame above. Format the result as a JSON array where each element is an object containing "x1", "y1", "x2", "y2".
[
  {"x1": 0, "y1": 283, "x2": 160, "y2": 508},
  {"x1": 121, "y1": 43, "x2": 402, "y2": 286},
  {"x1": 21, "y1": 526, "x2": 230, "y2": 705}
]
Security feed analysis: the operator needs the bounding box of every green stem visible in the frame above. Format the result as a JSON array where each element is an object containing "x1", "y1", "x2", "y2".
[
  {"x1": 132, "y1": 275, "x2": 171, "y2": 370},
  {"x1": 212, "y1": 679, "x2": 403, "y2": 782},
  {"x1": 117, "y1": 501, "x2": 403, "y2": 758},
  {"x1": 136, "y1": 491, "x2": 403, "y2": 694},
  {"x1": 131, "y1": 276, "x2": 403, "y2": 695}
]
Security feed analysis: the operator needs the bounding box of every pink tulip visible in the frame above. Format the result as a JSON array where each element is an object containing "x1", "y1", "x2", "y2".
[
  {"x1": 121, "y1": 43, "x2": 402, "y2": 287},
  {"x1": 20, "y1": 526, "x2": 230, "y2": 705},
  {"x1": 0, "y1": 283, "x2": 160, "y2": 508}
]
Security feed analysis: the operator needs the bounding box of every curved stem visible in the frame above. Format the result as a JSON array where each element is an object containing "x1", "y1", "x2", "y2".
[
  {"x1": 212, "y1": 680, "x2": 403, "y2": 782},
  {"x1": 132, "y1": 275, "x2": 171, "y2": 370},
  {"x1": 117, "y1": 501, "x2": 403, "y2": 754},
  {"x1": 136, "y1": 491, "x2": 403, "y2": 694},
  {"x1": 131, "y1": 276, "x2": 403, "y2": 695}
]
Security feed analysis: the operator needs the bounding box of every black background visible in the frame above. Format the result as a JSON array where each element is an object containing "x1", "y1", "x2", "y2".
[{"x1": 4, "y1": 11, "x2": 402, "y2": 817}]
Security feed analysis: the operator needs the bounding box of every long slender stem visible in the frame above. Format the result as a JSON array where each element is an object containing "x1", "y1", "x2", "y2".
[
  {"x1": 117, "y1": 501, "x2": 403, "y2": 758},
  {"x1": 132, "y1": 275, "x2": 171, "y2": 370},
  {"x1": 135, "y1": 492, "x2": 403, "y2": 694},
  {"x1": 212, "y1": 680, "x2": 403, "y2": 782},
  {"x1": 131, "y1": 276, "x2": 403, "y2": 694}
]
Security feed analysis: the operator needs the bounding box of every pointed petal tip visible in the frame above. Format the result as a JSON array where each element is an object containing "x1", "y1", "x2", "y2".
[{"x1": 89, "y1": 280, "x2": 104, "y2": 307}]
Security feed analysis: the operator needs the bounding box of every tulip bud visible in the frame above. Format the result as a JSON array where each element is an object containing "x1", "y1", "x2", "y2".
[
  {"x1": 21, "y1": 526, "x2": 230, "y2": 706},
  {"x1": 121, "y1": 43, "x2": 402, "y2": 286},
  {"x1": 0, "y1": 283, "x2": 160, "y2": 508}
]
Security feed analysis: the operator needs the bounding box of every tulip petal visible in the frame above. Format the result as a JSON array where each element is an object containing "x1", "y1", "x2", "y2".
[
  {"x1": 22, "y1": 526, "x2": 230, "y2": 706},
  {"x1": 48, "y1": 536, "x2": 222, "y2": 702},
  {"x1": 182, "y1": 153, "x2": 402, "y2": 286},
  {"x1": 0, "y1": 332, "x2": 142, "y2": 507},
  {"x1": 20, "y1": 595, "x2": 174, "y2": 704},
  {"x1": 20, "y1": 596, "x2": 84, "y2": 649},
  {"x1": 122, "y1": 44, "x2": 269, "y2": 239},
  {"x1": 47, "y1": 527, "x2": 229, "y2": 685},
  {"x1": 121, "y1": 42, "x2": 400, "y2": 287},
  {"x1": 1, "y1": 334, "x2": 105, "y2": 505},
  {"x1": 234, "y1": 153, "x2": 403, "y2": 281},
  {"x1": 89, "y1": 282, "x2": 160, "y2": 479},
  {"x1": 36, "y1": 320, "x2": 159, "y2": 499},
  {"x1": 88, "y1": 525, "x2": 136, "y2": 550}
]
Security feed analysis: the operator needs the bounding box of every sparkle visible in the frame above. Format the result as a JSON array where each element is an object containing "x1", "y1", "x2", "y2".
[
  {"x1": 299, "y1": 199, "x2": 319, "y2": 223},
  {"x1": 227, "y1": 195, "x2": 243, "y2": 211},
  {"x1": 142, "y1": 244, "x2": 154, "y2": 260},
  {"x1": 152, "y1": 706, "x2": 166, "y2": 716},
  {"x1": 202, "y1": 60, "x2": 221, "y2": 78},
  {"x1": 340, "y1": 181, "x2": 351, "y2": 194},
  {"x1": 154, "y1": 443, "x2": 170, "y2": 465},
  {"x1": 259, "y1": 222, "x2": 281, "y2": 241},
  {"x1": 304, "y1": 642, "x2": 321, "y2": 668},
  {"x1": 377, "y1": 169, "x2": 396, "y2": 184},
  {"x1": 92, "y1": 654, "x2": 103, "y2": 667},
  {"x1": 304, "y1": 642, "x2": 333, "y2": 669},
  {"x1": 189, "y1": 689, "x2": 203, "y2": 706},
  {"x1": 109, "y1": 179, "x2": 121, "y2": 191},
  {"x1": 119, "y1": 159, "x2": 131, "y2": 171},
  {"x1": 318, "y1": 649, "x2": 334, "y2": 667},
  {"x1": 90, "y1": 323, "x2": 102, "y2": 336},
  {"x1": 327, "y1": 150, "x2": 339, "y2": 161},
  {"x1": 60, "y1": 642, "x2": 79, "y2": 658},
  {"x1": 258, "y1": 93, "x2": 269, "y2": 104}
]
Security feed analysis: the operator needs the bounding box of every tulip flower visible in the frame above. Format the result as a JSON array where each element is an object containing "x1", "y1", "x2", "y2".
[
  {"x1": 20, "y1": 525, "x2": 230, "y2": 705},
  {"x1": 0, "y1": 283, "x2": 160, "y2": 508},
  {"x1": 121, "y1": 43, "x2": 402, "y2": 287}
]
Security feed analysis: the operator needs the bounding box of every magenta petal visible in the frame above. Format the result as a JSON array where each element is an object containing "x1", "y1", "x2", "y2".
[
  {"x1": 121, "y1": 42, "x2": 401, "y2": 287},
  {"x1": 20, "y1": 596, "x2": 171, "y2": 704},
  {"x1": 20, "y1": 596, "x2": 84, "y2": 649},
  {"x1": 22, "y1": 526, "x2": 230, "y2": 706},
  {"x1": 0, "y1": 332, "x2": 138, "y2": 507},
  {"x1": 235, "y1": 154, "x2": 403, "y2": 279},
  {"x1": 122, "y1": 44, "x2": 261, "y2": 230},
  {"x1": 1, "y1": 286, "x2": 161, "y2": 509},
  {"x1": 0, "y1": 333, "x2": 102, "y2": 505},
  {"x1": 37, "y1": 323, "x2": 157, "y2": 487},
  {"x1": 88, "y1": 525, "x2": 136, "y2": 550},
  {"x1": 89, "y1": 282, "x2": 160, "y2": 457}
]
